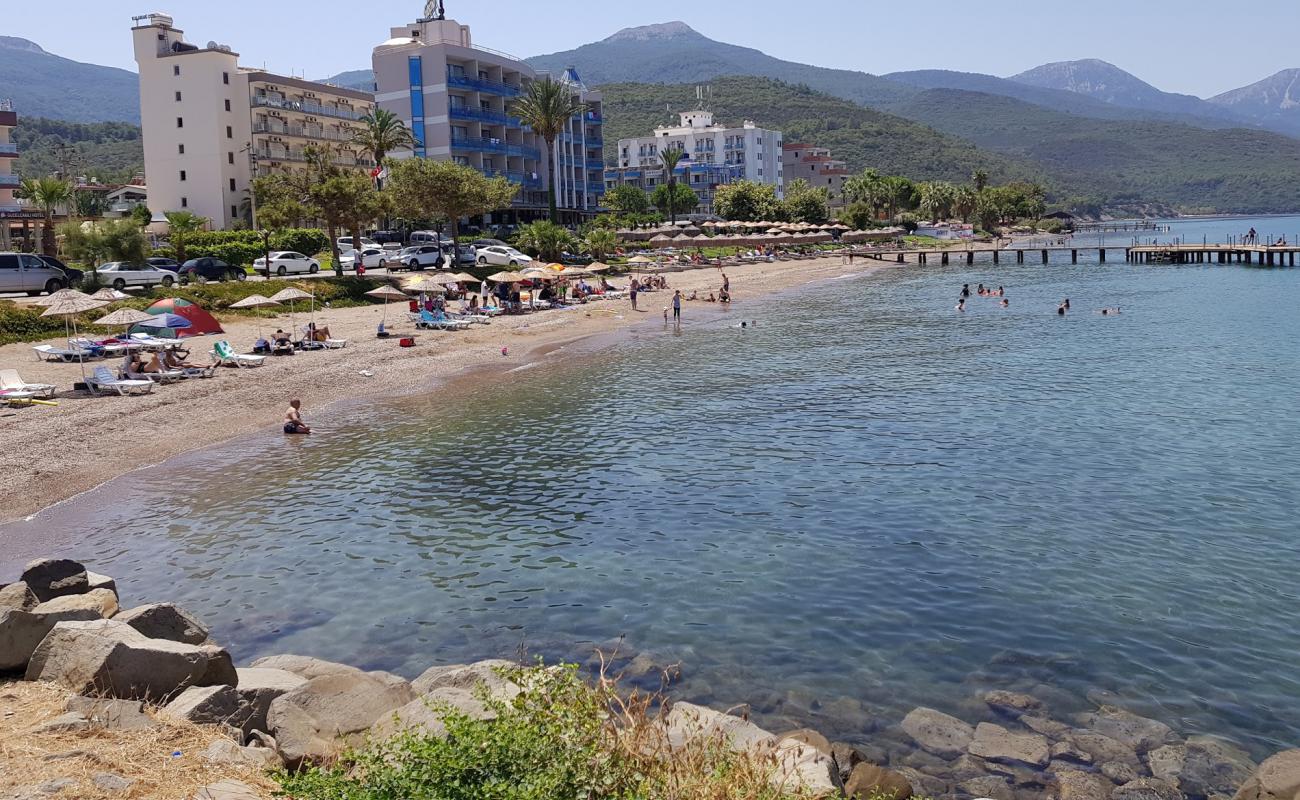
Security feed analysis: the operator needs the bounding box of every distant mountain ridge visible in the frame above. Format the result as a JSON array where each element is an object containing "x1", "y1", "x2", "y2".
[
  {"x1": 1209, "y1": 69, "x2": 1300, "y2": 136},
  {"x1": 1008, "y1": 59, "x2": 1241, "y2": 124},
  {"x1": 0, "y1": 36, "x2": 139, "y2": 124}
]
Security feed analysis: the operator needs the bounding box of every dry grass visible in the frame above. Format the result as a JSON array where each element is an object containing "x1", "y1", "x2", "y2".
[{"x1": 0, "y1": 680, "x2": 278, "y2": 800}]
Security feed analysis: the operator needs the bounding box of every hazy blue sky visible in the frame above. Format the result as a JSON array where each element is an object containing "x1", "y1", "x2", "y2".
[{"x1": 12, "y1": 0, "x2": 1298, "y2": 97}]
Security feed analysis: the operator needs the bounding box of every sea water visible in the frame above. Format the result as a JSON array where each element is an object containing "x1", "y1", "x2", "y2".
[{"x1": 5, "y1": 216, "x2": 1300, "y2": 756}]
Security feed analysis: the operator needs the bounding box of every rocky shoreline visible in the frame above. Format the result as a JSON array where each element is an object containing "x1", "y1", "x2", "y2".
[{"x1": 3, "y1": 557, "x2": 1298, "y2": 800}]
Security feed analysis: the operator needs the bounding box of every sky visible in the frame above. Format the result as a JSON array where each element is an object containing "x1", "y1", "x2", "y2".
[{"x1": 10, "y1": 0, "x2": 1298, "y2": 97}]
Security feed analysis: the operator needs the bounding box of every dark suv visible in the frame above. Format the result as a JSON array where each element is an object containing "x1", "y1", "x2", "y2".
[
  {"x1": 36, "y1": 255, "x2": 84, "y2": 287},
  {"x1": 178, "y1": 257, "x2": 245, "y2": 283}
]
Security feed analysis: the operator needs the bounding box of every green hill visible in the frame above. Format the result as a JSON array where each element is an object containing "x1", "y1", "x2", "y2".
[
  {"x1": 0, "y1": 37, "x2": 139, "y2": 124},
  {"x1": 598, "y1": 78, "x2": 1042, "y2": 186},
  {"x1": 14, "y1": 118, "x2": 144, "y2": 183},
  {"x1": 888, "y1": 89, "x2": 1300, "y2": 213}
]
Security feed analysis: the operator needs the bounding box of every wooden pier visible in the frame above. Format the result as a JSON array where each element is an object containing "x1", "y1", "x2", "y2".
[{"x1": 853, "y1": 244, "x2": 1300, "y2": 267}]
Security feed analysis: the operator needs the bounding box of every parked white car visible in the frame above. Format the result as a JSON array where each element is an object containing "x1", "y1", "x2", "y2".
[
  {"x1": 476, "y1": 246, "x2": 532, "y2": 267},
  {"x1": 337, "y1": 236, "x2": 380, "y2": 253},
  {"x1": 94, "y1": 262, "x2": 178, "y2": 290},
  {"x1": 253, "y1": 251, "x2": 321, "y2": 277},
  {"x1": 397, "y1": 245, "x2": 445, "y2": 271},
  {"x1": 338, "y1": 247, "x2": 389, "y2": 270}
]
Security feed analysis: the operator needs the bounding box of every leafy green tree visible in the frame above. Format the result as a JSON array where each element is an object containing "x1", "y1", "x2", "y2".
[
  {"x1": 953, "y1": 185, "x2": 978, "y2": 223},
  {"x1": 713, "y1": 180, "x2": 781, "y2": 221},
  {"x1": 781, "y1": 179, "x2": 830, "y2": 224},
  {"x1": 972, "y1": 170, "x2": 990, "y2": 192},
  {"x1": 917, "y1": 181, "x2": 957, "y2": 222},
  {"x1": 351, "y1": 109, "x2": 416, "y2": 181},
  {"x1": 385, "y1": 158, "x2": 517, "y2": 245},
  {"x1": 163, "y1": 210, "x2": 208, "y2": 263},
  {"x1": 584, "y1": 227, "x2": 619, "y2": 261},
  {"x1": 514, "y1": 220, "x2": 577, "y2": 262},
  {"x1": 59, "y1": 219, "x2": 148, "y2": 265},
  {"x1": 651, "y1": 182, "x2": 697, "y2": 221},
  {"x1": 842, "y1": 169, "x2": 884, "y2": 217},
  {"x1": 129, "y1": 204, "x2": 153, "y2": 227},
  {"x1": 73, "y1": 190, "x2": 107, "y2": 218},
  {"x1": 841, "y1": 201, "x2": 878, "y2": 231},
  {"x1": 605, "y1": 183, "x2": 649, "y2": 217},
  {"x1": 880, "y1": 176, "x2": 915, "y2": 221},
  {"x1": 512, "y1": 77, "x2": 586, "y2": 222},
  {"x1": 309, "y1": 172, "x2": 380, "y2": 276},
  {"x1": 657, "y1": 147, "x2": 687, "y2": 224},
  {"x1": 17, "y1": 177, "x2": 73, "y2": 255}
]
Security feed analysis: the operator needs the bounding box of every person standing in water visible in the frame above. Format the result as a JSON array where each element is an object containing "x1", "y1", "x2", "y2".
[
  {"x1": 671, "y1": 289, "x2": 682, "y2": 323},
  {"x1": 956, "y1": 298, "x2": 966, "y2": 312},
  {"x1": 961, "y1": 284, "x2": 971, "y2": 299},
  {"x1": 630, "y1": 278, "x2": 640, "y2": 311},
  {"x1": 284, "y1": 398, "x2": 311, "y2": 434}
]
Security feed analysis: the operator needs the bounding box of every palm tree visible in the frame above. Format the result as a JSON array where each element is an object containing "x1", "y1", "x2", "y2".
[
  {"x1": 18, "y1": 177, "x2": 73, "y2": 255},
  {"x1": 512, "y1": 77, "x2": 586, "y2": 223},
  {"x1": 658, "y1": 146, "x2": 687, "y2": 225},
  {"x1": 843, "y1": 169, "x2": 884, "y2": 218},
  {"x1": 584, "y1": 227, "x2": 618, "y2": 261},
  {"x1": 953, "y1": 185, "x2": 978, "y2": 223},
  {"x1": 351, "y1": 109, "x2": 415, "y2": 186},
  {"x1": 972, "y1": 170, "x2": 990, "y2": 193},
  {"x1": 163, "y1": 210, "x2": 208, "y2": 264},
  {"x1": 881, "y1": 176, "x2": 913, "y2": 222}
]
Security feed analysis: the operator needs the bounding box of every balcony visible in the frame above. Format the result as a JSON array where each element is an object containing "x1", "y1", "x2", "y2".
[
  {"x1": 253, "y1": 122, "x2": 357, "y2": 143},
  {"x1": 586, "y1": 136, "x2": 603, "y2": 149},
  {"x1": 0, "y1": 143, "x2": 17, "y2": 157},
  {"x1": 725, "y1": 142, "x2": 745, "y2": 150},
  {"x1": 586, "y1": 158, "x2": 605, "y2": 170},
  {"x1": 255, "y1": 149, "x2": 373, "y2": 168},
  {"x1": 451, "y1": 136, "x2": 540, "y2": 160},
  {"x1": 251, "y1": 95, "x2": 365, "y2": 121},
  {"x1": 448, "y1": 105, "x2": 519, "y2": 126},
  {"x1": 584, "y1": 112, "x2": 603, "y2": 123},
  {"x1": 0, "y1": 174, "x2": 20, "y2": 188},
  {"x1": 446, "y1": 72, "x2": 521, "y2": 96}
]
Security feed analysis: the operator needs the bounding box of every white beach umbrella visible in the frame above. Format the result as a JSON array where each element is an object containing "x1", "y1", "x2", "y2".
[
  {"x1": 90, "y1": 288, "x2": 130, "y2": 302},
  {"x1": 41, "y1": 293, "x2": 109, "y2": 385},
  {"x1": 365, "y1": 284, "x2": 409, "y2": 326},
  {"x1": 268, "y1": 287, "x2": 313, "y2": 339},
  {"x1": 228, "y1": 294, "x2": 282, "y2": 340}
]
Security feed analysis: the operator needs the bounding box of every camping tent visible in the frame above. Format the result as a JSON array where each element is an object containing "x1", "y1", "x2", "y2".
[{"x1": 134, "y1": 297, "x2": 224, "y2": 338}]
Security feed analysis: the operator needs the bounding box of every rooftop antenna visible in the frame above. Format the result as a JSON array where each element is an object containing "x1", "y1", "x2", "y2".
[{"x1": 420, "y1": 0, "x2": 446, "y2": 21}]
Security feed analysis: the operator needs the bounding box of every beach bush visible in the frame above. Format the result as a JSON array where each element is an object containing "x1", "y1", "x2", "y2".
[
  {"x1": 277, "y1": 661, "x2": 809, "y2": 800},
  {"x1": 176, "y1": 229, "x2": 330, "y2": 266}
]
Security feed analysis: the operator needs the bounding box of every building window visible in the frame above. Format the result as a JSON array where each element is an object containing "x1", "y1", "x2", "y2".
[
  {"x1": 228, "y1": 152, "x2": 234, "y2": 164},
  {"x1": 223, "y1": 72, "x2": 229, "y2": 85},
  {"x1": 229, "y1": 178, "x2": 236, "y2": 191},
  {"x1": 178, "y1": 143, "x2": 185, "y2": 155},
  {"x1": 181, "y1": 197, "x2": 188, "y2": 208},
  {"x1": 226, "y1": 126, "x2": 233, "y2": 139},
  {"x1": 175, "y1": 91, "x2": 182, "y2": 102},
  {"x1": 176, "y1": 117, "x2": 183, "y2": 128},
  {"x1": 173, "y1": 65, "x2": 180, "y2": 76},
  {"x1": 224, "y1": 99, "x2": 231, "y2": 112},
  {"x1": 231, "y1": 205, "x2": 238, "y2": 218},
  {"x1": 179, "y1": 170, "x2": 187, "y2": 181},
  {"x1": 408, "y1": 55, "x2": 426, "y2": 157}
]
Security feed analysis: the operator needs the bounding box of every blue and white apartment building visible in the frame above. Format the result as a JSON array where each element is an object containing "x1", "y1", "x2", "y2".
[{"x1": 372, "y1": 8, "x2": 604, "y2": 223}]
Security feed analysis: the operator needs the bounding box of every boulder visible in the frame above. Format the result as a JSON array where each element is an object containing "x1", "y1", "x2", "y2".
[
  {"x1": 248, "y1": 654, "x2": 361, "y2": 679},
  {"x1": 113, "y1": 603, "x2": 209, "y2": 645},
  {"x1": 1179, "y1": 736, "x2": 1257, "y2": 797},
  {"x1": 370, "y1": 686, "x2": 493, "y2": 739},
  {"x1": 32, "y1": 589, "x2": 119, "y2": 618},
  {"x1": 900, "y1": 707, "x2": 975, "y2": 757},
  {"x1": 844, "y1": 762, "x2": 913, "y2": 800},
  {"x1": 267, "y1": 670, "x2": 416, "y2": 768},
  {"x1": 1111, "y1": 777, "x2": 1183, "y2": 800},
  {"x1": 983, "y1": 690, "x2": 1044, "y2": 716},
  {"x1": 192, "y1": 780, "x2": 262, "y2": 800},
  {"x1": 949, "y1": 753, "x2": 995, "y2": 782},
  {"x1": 961, "y1": 774, "x2": 1015, "y2": 800},
  {"x1": 1078, "y1": 707, "x2": 1176, "y2": 753},
  {"x1": 202, "y1": 738, "x2": 281, "y2": 769},
  {"x1": 1233, "y1": 750, "x2": 1300, "y2": 800},
  {"x1": 85, "y1": 572, "x2": 117, "y2": 595},
  {"x1": 969, "y1": 722, "x2": 1051, "y2": 767},
  {"x1": 21, "y1": 558, "x2": 88, "y2": 602},
  {"x1": 31, "y1": 711, "x2": 92, "y2": 734},
  {"x1": 25, "y1": 619, "x2": 237, "y2": 701},
  {"x1": 829, "y1": 742, "x2": 866, "y2": 782},
  {"x1": 1071, "y1": 731, "x2": 1143, "y2": 767},
  {"x1": 1056, "y1": 768, "x2": 1116, "y2": 800},
  {"x1": 1103, "y1": 761, "x2": 1142, "y2": 785},
  {"x1": 65, "y1": 696, "x2": 157, "y2": 731},
  {"x1": 1148, "y1": 745, "x2": 1188, "y2": 785},
  {"x1": 0, "y1": 607, "x2": 102, "y2": 672},
  {"x1": 164, "y1": 685, "x2": 249, "y2": 727},
  {"x1": 1024, "y1": 715, "x2": 1073, "y2": 739},
  {"x1": 895, "y1": 766, "x2": 947, "y2": 799},
  {"x1": 777, "y1": 728, "x2": 833, "y2": 757},
  {"x1": 93, "y1": 773, "x2": 134, "y2": 793},
  {"x1": 412, "y1": 659, "x2": 521, "y2": 701},
  {"x1": 0, "y1": 581, "x2": 38, "y2": 611},
  {"x1": 1054, "y1": 740, "x2": 1095, "y2": 764},
  {"x1": 233, "y1": 667, "x2": 306, "y2": 736}
]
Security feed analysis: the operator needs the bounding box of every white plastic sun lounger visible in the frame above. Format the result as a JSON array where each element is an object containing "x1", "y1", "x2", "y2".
[
  {"x1": 33, "y1": 344, "x2": 84, "y2": 363},
  {"x1": 323, "y1": 338, "x2": 348, "y2": 349},
  {"x1": 87, "y1": 367, "x2": 154, "y2": 396},
  {"x1": 211, "y1": 340, "x2": 266, "y2": 368},
  {"x1": 0, "y1": 369, "x2": 55, "y2": 398}
]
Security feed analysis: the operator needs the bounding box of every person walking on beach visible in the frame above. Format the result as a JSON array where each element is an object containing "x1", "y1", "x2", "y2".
[
  {"x1": 283, "y1": 399, "x2": 311, "y2": 435},
  {"x1": 671, "y1": 290, "x2": 682, "y2": 323},
  {"x1": 721, "y1": 272, "x2": 730, "y2": 294},
  {"x1": 630, "y1": 278, "x2": 640, "y2": 311}
]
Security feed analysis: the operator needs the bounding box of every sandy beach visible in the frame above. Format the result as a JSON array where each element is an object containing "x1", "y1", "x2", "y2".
[{"x1": 0, "y1": 254, "x2": 886, "y2": 524}]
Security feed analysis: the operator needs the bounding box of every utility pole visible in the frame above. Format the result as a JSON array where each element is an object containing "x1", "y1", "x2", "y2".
[{"x1": 53, "y1": 143, "x2": 79, "y2": 181}]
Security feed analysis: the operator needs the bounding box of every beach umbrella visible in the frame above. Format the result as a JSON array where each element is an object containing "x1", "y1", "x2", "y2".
[
  {"x1": 402, "y1": 278, "x2": 448, "y2": 295},
  {"x1": 364, "y1": 284, "x2": 409, "y2": 326},
  {"x1": 446, "y1": 271, "x2": 478, "y2": 284},
  {"x1": 269, "y1": 287, "x2": 313, "y2": 339},
  {"x1": 649, "y1": 234, "x2": 674, "y2": 248},
  {"x1": 90, "y1": 288, "x2": 130, "y2": 302},
  {"x1": 93, "y1": 307, "x2": 155, "y2": 342},
  {"x1": 229, "y1": 294, "x2": 281, "y2": 340},
  {"x1": 134, "y1": 313, "x2": 194, "y2": 340},
  {"x1": 31, "y1": 288, "x2": 88, "y2": 308},
  {"x1": 40, "y1": 292, "x2": 109, "y2": 385},
  {"x1": 627, "y1": 255, "x2": 653, "y2": 264},
  {"x1": 587, "y1": 262, "x2": 610, "y2": 272}
]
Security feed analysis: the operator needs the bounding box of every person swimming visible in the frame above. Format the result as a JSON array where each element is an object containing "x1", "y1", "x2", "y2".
[
  {"x1": 1000, "y1": 298, "x2": 1009, "y2": 308},
  {"x1": 956, "y1": 298, "x2": 966, "y2": 312},
  {"x1": 1057, "y1": 304, "x2": 1066, "y2": 316}
]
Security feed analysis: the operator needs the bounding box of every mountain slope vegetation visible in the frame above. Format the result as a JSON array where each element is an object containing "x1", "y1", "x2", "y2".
[
  {"x1": 0, "y1": 37, "x2": 139, "y2": 124},
  {"x1": 13, "y1": 118, "x2": 144, "y2": 183}
]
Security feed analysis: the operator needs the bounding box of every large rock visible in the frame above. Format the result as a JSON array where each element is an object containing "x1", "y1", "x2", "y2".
[
  {"x1": 983, "y1": 690, "x2": 1044, "y2": 716},
  {"x1": 192, "y1": 780, "x2": 262, "y2": 800},
  {"x1": 248, "y1": 654, "x2": 361, "y2": 679},
  {"x1": 1179, "y1": 736, "x2": 1257, "y2": 797},
  {"x1": 412, "y1": 659, "x2": 521, "y2": 701},
  {"x1": 1024, "y1": 715, "x2": 1073, "y2": 739},
  {"x1": 969, "y1": 721, "x2": 1051, "y2": 767},
  {"x1": 65, "y1": 696, "x2": 157, "y2": 731},
  {"x1": 234, "y1": 667, "x2": 306, "y2": 736},
  {"x1": 86, "y1": 572, "x2": 117, "y2": 594},
  {"x1": 21, "y1": 558, "x2": 89, "y2": 601},
  {"x1": 844, "y1": 762, "x2": 913, "y2": 800},
  {"x1": 1056, "y1": 768, "x2": 1116, "y2": 800},
  {"x1": 900, "y1": 707, "x2": 975, "y2": 757},
  {"x1": 1148, "y1": 744, "x2": 1187, "y2": 784},
  {"x1": 1234, "y1": 750, "x2": 1300, "y2": 800},
  {"x1": 370, "y1": 686, "x2": 493, "y2": 739},
  {"x1": 202, "y1": 738, "x2": 281, "y2": 769},
  {"x1": 1111, "y1": 777, "x2": 1183, "y2": 800},
  {"x1": 0, "y1": 607, "x2": 102, "y2": 672},
  {"x1": 777, "y1": 729, "x2": 833, "y2": 757},
  {"x1": 664, "y1": 702, "x2": 837, "y2": 796},
  {"x1": 0, "y1": 581, "x2": 38, "y2": 611},
  {"x1": 1078, "y1": 707, "x2": 1176, "y2": 753},
  {"x1": 267, "y1": 670, "x2": 416, "y2": 768},
  {"x1": 32, "y1": 589, "x2": 119, "y2": 618},
  {"x1": 25, "y1": 619, "x2": 237, "y2": 700},
  {"x1": 1071, "y1": 731, "x2": 1143, "y2": 767},
  {"x1": 961, "y1": 774, "x2": 1015, "y2": 800},
  {"x1": 164, "y1": 685, "x2": 249, "y2": 728},
  {"x1": 114, "y1": 603, "x2": 209, "y2": 645}
]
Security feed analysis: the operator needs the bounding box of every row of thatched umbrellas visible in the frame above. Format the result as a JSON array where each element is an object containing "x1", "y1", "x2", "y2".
[{"x1": 617, "y1": 220, "x2": 852, "y2": 242}]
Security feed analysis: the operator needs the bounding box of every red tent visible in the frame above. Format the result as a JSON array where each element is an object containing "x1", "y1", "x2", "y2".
[{"x1": 140, "y1": 297, "x2": 224, "y2": 338}]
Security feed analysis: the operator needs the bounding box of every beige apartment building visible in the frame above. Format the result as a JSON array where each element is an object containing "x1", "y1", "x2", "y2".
[
  {"x1": 0, "y1": 100, "x2": 18, "y2": 215},
  {"x1": 131, "y1": 13, "x2": 375, "y2": 230},
  {"x1": 782, "y1": 143, "x2": 851, "y2": 207}
]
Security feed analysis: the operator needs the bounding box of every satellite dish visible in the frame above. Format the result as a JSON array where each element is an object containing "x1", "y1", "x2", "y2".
[{"x1": 207, "y1": 41, "x2": 218, "y2": 49}]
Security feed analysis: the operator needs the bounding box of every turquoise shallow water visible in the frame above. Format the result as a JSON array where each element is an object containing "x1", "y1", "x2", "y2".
[{"x1": 5, "y1": 216, "x2": 1300, "y2": 756}]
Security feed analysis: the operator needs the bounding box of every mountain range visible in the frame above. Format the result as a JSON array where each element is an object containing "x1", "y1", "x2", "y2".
[{"x1": 0, "y1": 37, "x2": 139, "y2": 124}]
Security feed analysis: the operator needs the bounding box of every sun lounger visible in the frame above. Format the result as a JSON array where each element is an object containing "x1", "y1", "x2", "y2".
[
  {"x1": 418, "y1": 310, "x2": 471, "y2": 331},
  {"x1": 211, "y1": 340, "x2": 266, "y2": 368},
  {"x1": 87, "y1": 366, "x2": 154, "y2": 396},
  {"x1": 33, "y1": 344, "x2": 86, "y2": 363},
  {"x1": 0, "y1": 389, "x2": 38, "y2": 406},
  {"x1": 127, "y1": 368, "x2": 186, "y2": 384},
  {"x1": 323, "y1": 339, "x2": 348, "y2": 349},
  {"x1": 0, "y1": 369, "x2": 55, "y2": 399}
]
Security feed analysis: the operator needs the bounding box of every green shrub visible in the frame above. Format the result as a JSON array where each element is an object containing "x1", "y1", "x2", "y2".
[
  {"x1": 178, "y1": 228, "x2": 330, "y2": 266},
  {"x1": 278, "y1": 661, "x2": 810, "y2": 800}
]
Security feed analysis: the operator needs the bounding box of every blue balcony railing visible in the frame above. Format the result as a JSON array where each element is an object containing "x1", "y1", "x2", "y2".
[
  {"x1": 448, "y1": 105, "x2": 520, "y2": 126},
  {"x1": 446, "y1": 72, "x2": 521, "y2": 96},
  {"x1": 511, "y1": 143, "x2": 541, "y2": 160},
  {"x1": 586, "y1": 137, "x2": 603, "y2": 149},
  {"x1": 0, "y1": 143, "x2": 17, "y2": 156},
  {"x1": 586, "y1": 158, "x2": 605, "y2": 170},
  {"x1": 0, "y1": 174, "x2": 21, "y2": 187},
  {"x1": 451, "y1": 135, "x2": 508, "y2": 154},
  {"x1": 251, "y1": 95, "x2": 365, "y2": 121},
  {"x1": 725, "y1": 142, "x2": 745, "y2": 150}
]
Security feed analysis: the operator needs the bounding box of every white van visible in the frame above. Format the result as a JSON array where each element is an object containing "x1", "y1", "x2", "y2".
[
  {"x1": 0, "y1": 252, "x2": 72, "y2": 296},
  {"x1": 408, "y1": 230, "x2": 444, "y2": 247}
]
